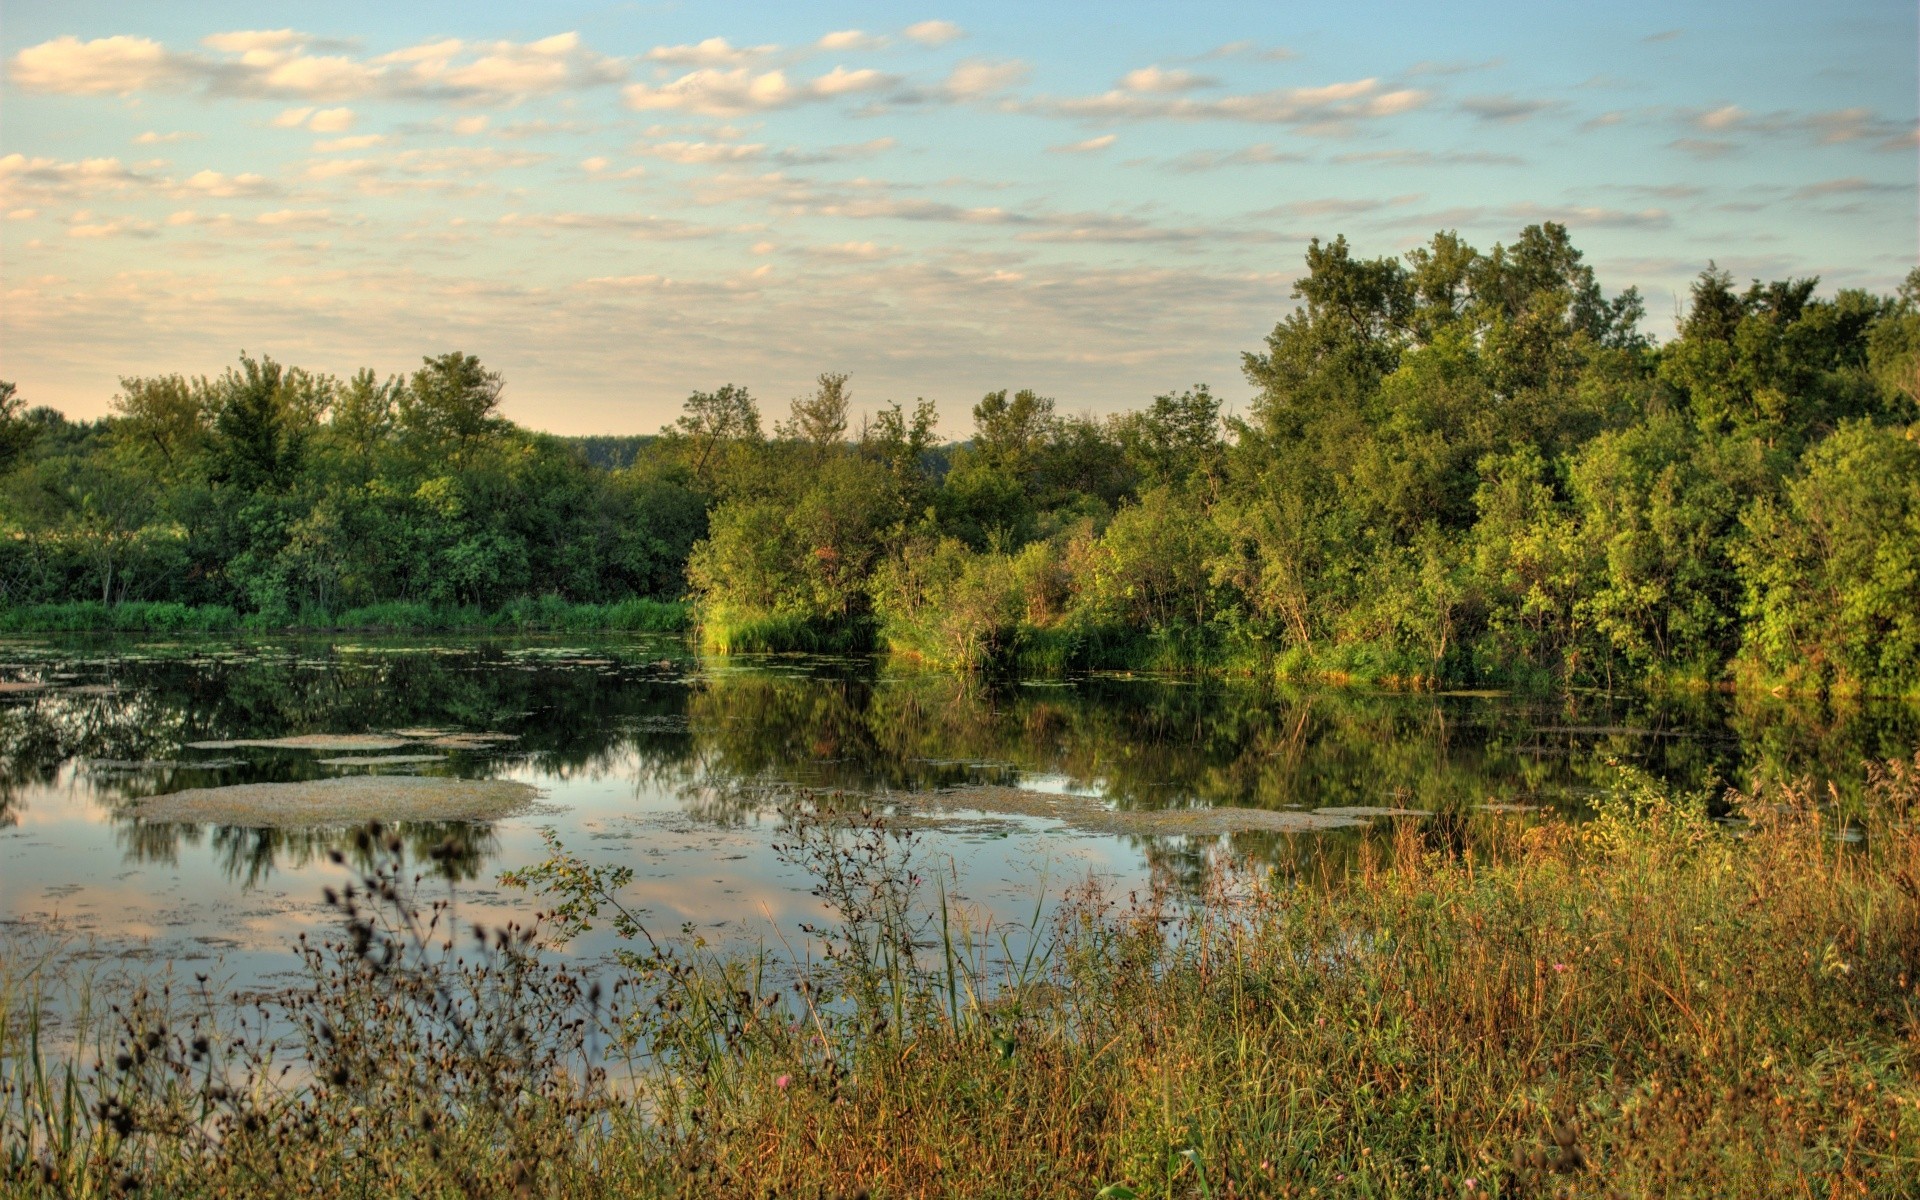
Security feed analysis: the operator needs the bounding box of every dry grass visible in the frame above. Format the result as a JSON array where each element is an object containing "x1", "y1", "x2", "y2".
[{"x1": 5, "y1": 758, "x2": 1920, "y2": 1198}]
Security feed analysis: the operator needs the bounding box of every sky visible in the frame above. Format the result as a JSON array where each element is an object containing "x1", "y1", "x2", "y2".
[{"x1": 2, "y1": 0, "x2": 1915, "y2": 436}]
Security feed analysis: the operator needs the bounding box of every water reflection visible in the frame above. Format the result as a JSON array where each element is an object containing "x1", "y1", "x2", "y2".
[{"x1": 1, "y1": 636, "x2": 1916, "y2": 894}]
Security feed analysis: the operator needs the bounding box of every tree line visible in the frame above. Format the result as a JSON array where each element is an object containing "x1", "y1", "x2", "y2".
[{"x1": 2, "y1": 222, "x2": 1916, "y2": 693}]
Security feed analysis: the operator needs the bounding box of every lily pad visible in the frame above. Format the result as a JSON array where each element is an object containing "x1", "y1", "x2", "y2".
[
  {"x1": 186, "y1": 734, "x2": 413, "y2": 752},
  {"x1": 128, "y1": 776, "x2": 543, "y2": 827}
]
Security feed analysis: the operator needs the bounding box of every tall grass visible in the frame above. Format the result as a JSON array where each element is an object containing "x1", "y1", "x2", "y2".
[
  {"x1": 0, "y1": 598, "x2": 690, "y2": 636},
  {"x1": 5, "y1": 761, "x2": 1920, "y2": 1197}
]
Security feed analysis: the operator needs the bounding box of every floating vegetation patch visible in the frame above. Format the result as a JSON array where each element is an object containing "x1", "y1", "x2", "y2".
[
  {"x1": 0, "y1": 681, "x2": 47, "y2": 694},
  {"x1": 185, "y1": 734, "x2": 414, "y2": 752},
  {"x1": 81, "y1": 758, "x2": 244, "y2": 772},
  {"x1": 427, "y1": 733, "x2": 519, "y2": 750},
  {"x1": 912, "y1": 785, "x2": 1426, "y2": 837},
  {"x1": 317, "y1": 754, "x2": 448, "y2": 767},
  {"x1": 60, "y1": 684, "x2": 120, "y2": 696},
  {"x1": 127, "y1": 776, "x2": 543, "y2": 827}
]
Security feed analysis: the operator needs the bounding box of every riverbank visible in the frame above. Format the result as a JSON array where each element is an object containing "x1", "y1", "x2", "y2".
[{"x1": 5, "y1": 760, "x2": 1917, "y2": 1197}]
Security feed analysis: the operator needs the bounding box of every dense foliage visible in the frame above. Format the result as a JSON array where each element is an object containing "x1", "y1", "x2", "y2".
[{"x1": 3, "y1": 223, "x2": 1916, "y2": 691}]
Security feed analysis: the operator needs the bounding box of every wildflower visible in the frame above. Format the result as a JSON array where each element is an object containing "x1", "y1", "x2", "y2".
[
  {"x1": 776, "y1": 1074, "x2": 790, "y2": 1091},
  {"x1": 1552, "y1": 962, "x2": 1570, "y2": 974},
  {"x1": 1465, "y1": 1179, "x2": 1478, "y2": 1191}
]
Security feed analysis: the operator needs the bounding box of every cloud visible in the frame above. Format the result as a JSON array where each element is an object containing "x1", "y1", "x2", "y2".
[
  {"x1": 1679, "y1": 103, "x2": 1907, "y2": 147},
  {"x1": 1165, "y1": 143, "x2": 1306, "y2": 171},
  {"x1": 1791, "y1": 176, "x2": 1907, "y2": 200},
  {"x1": 1034, "y1": 77, "x2": 1429, "y2": 133},
  {"x1": 1195, "y1": 42, "x2": 1296, "y2": 62},
  {"x1": 940, "y1": 59, "x2": 1030, "y2": 100},
  {"x1": 1642, "y1": 29, "x2": 1684, "y2": 43},
  {"x1": 314, "y1": 134, "x2": 388, "y2": 152},
  {"x1": 175, "y1": 169, "x2": 279, "y2": 198},
  {"x1": 1458, "y1": 94, "x2": 1555, "y2": 123},
  {"x1": 496, "y1": 210, "x2": 720, "y2": 239},
  {"x1": 255, "y1": 208, "x2": 336, "y2": 227},
  {"x1": 66, "y1": 211, "x2": 159, "y2": 238},
  {"x1": 645, "y1": 37, "x2": 778, "y2": 67},
  {"x1": 0, "y1": 153, "x2": 157, "y2": 199},
  {"x1": 775, "y1": 137, "x2": 898, "y2": 165},
  {"x1": 624, "y1": 65, "x2": 898, "y2": 114},
  {"x1": 309, "y1": 107, "x2": 355, "y2": 132},
  {"x1": 902, "y1": 21, "x2": 964, "y2": 47},
  {"x1": 1051, "y1": 134, "x2": 1118, "y2": 154},
  {"x1": 818, "y1": 30, "x2": 887, "y2": 52},
  {"x1": 640, "y1": 141, "x2": 768, "y2": 164},
  {"x1": 10, "y1": 29, "x2": 623, "y2": 105},
  {"x1": 8, "y1": 35, "x2": 184, "y2": 94},
  {"x1": 1332, "y1": 148, "x2": 1524, "y2": 166},
  {"x1": 133, "y1": 131, "x2": 200, "y2": 145},
  {"x1": 1120, "y1": 66, "x2": 1216, "y2": 94},
  {"x1": 581, "y1": 157, "x2": 648, "y2": 179},
  {"x1": 1503, "y1": 202, "x2": 1670, "y2": 229}
]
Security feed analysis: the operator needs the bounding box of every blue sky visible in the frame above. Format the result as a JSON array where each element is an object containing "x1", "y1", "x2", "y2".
[{"x1": 4, "y1": 0, "x2": 1914, "y2": 434}]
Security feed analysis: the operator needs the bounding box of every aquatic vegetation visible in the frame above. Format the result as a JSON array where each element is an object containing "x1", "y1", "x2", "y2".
[
  {"x1": 184, "y1": 735, "x2": 414, "y2": 752},
  {"x1": 124, "y1": 776, "x2": 541, "y2": 827},
  {"x1": 913, "y1": 783, "x2": 1418, "y2": 836},
  {"x1": 5, "y1": 759, "x2": 1918, "y2": 1197}
]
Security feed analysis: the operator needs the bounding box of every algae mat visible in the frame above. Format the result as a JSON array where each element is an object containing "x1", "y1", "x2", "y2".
[
  {"x1": 917, "y1": 785, "x2": 1425, "y2": 837},
  {"x1": 129, "y1": 776, "x2": 543, "y2": 827}
]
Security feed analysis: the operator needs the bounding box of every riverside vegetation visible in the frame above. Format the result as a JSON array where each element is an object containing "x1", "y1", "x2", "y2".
[
  {"x1": 3, "y1": 758, "x2": 1919, "y2": 1197},
  {"x1": 2, "y1": 223, "x2": 1917, "y2": 693}
]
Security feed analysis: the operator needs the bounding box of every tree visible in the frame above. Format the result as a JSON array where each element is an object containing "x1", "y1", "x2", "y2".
[
  {"x1": 666, "y1": 384, "x2": 761, "y2": 488},
  {"x1": 778, "y1": 372, "x2": 851, "y2": 450},
  {"x1": 401, "y1": 352, "x2": 503, "y2": 461},
  {"x1": 0, "y1": 381, "x2": 36, "y2": 474}
]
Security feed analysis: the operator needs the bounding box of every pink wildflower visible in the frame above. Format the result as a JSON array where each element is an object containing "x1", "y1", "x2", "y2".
[
  {"x1": 776, "y1": 1074, "x2": 790, "y2": 1090},
  {"x1": 1552, "y1": 962, "x2": 1570, "y2": 973}
]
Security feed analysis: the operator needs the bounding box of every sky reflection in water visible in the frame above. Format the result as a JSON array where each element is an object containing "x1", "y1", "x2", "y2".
[{"x1": 2, "y1": 635, "x2": 1916, "y2": 990}]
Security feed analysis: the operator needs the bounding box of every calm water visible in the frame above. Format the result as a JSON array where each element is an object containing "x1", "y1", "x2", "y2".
[{"x1": 3, "y1": 635, "x2": 1916, "y2": 989}]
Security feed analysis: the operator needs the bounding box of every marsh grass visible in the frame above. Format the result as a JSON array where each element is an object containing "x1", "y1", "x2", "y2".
[{"x1": 6, "y1": 761, "x2": 1920, "y2": 1198}]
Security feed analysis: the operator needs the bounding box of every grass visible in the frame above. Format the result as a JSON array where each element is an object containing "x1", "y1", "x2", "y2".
[
  {"x1": 0, "y1": 597, "x2": 691, "y2": 636},
  {"x1": 5, "y1": 761, "x2": 1920, "y2": 1197}
]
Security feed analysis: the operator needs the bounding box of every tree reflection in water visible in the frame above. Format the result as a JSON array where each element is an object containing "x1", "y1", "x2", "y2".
[{"x1": 0, "y1": 637, "x2": 1914, "y2": 888}]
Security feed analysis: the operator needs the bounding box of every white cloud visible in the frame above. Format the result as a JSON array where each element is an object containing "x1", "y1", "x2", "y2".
[
  {"x1": 1035, "y1": 77, "x2": 1429, "y2": 132},
  {"x1": 10, "y1": 29, "x2": 622, "y2": 106},
  {"x1": 902, "y1": 21, "x2": 964, "y2": 47},
  {"x1": 134, "y1": 131, "x2": 200, "y2": 145},
  {"x1": 176, "y1": 169, "x2": 279, "y2": 198},
  {"x1": 0, "y1": 154, "x2": 155, "y2": 199},
  {"x1": 942, "y1": 59, "x2": 1029, "y2": 99},
  {"x1": 315, "y1": 134, "x2": 388, "y2": 152},
  {"x1": 818, "y1": 30, "x2": 886, "y2": 51},
  {"x1": 255, "y1": 208, "x2": 335, "y2": 227},
  {"x1": 624, "y1": 66, "x2": 896, "y2": 115},
  {"x1": 273, "y1": 106, "x2": 317, "y2": 127},
  {"x1": 1120, "y1": 67, "x2": 1215, "y2": 94},
  {"x1": 1051, "y1": 134, "x2": 1117, "y2": 153},
  {"x1": 9, "y1": 35, "x2": 182, "y2": 94},
  {"x1": 1458, "y1": 94, "x2": 1554, "y2": 123},
  {"x1": 309, "y1": 107, "x2": 356, "y2": 132},
  {"x1": 645, "y1": 37, "x2": 778, "y2": 67},
  {"x1": 453, "y1": 115, "x2": 490, "y2": 135}
]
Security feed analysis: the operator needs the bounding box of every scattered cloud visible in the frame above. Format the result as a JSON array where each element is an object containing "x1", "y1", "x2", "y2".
[
  {"x1": 624, "y1": 66, "x2": 897, "y2": 115},
  {"x1": 941, "y1": 59, "x2": 1030, "y2": 100},
  {"x1": 1458, "y1": 94, "x2": 1556, "y2": 123},
  {"x1": 453, "y1": 115, "x2": 490, "y2": 135},
  {"x1": 315, "y1": 134, "x2": 389, "y2": 152},
  {"x1": 134, "y1": 130, "x2": 201, "y2": 145},
  {"x1": 902, "y1": 21, "x2": 965, "y2": 47},
  {"x1": 645, "y1": 37, "x2": 778, "y2": 67},
  {"x1": 9, "y1": 29, "x2": 623, "y2": 105},
  {"x1": 1051, "y1": 134, "x2": 1118, "y2": 154},
  {"x1": 1332, "y1": 149, "x2": 1525, "y2": 166},
  {"x1": 1033, "y1": 77, "x2": 1428, "y2": 133},
  {"x1": 1120, "y1": 66, "x2": 1216, "y2": 94},
  {"x1": 1669, "y1": 137, "x2": 1737, "y2": 159},
  {"x1": 496, "y1": 210, "x2": 720, "y2": 239},
  {"x1": 640, "y1": 140, "x2": 769, "y2": 164},
  {"x1": 1642, "y1": 29, "x2": 1684, "y2": 43},
  {"x1": 1504, "y1": 202, "x2": 1671, "y2": 229},
  {"x1": 818, "y1": 30, "x2": 888, "y2": 52},
  {"x1": 175, "y1": 169, "x2": 279, "y2": 198},
  {"x1": 1193, "y1": 42, "x2": 1296, "y2": 62},
  {"x1": 1165, "y1": 143, "x2": 1305, "y2": 171},
  {"x1": 1791, "y1": 176, "x2": 1907, "y2": 199}
]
